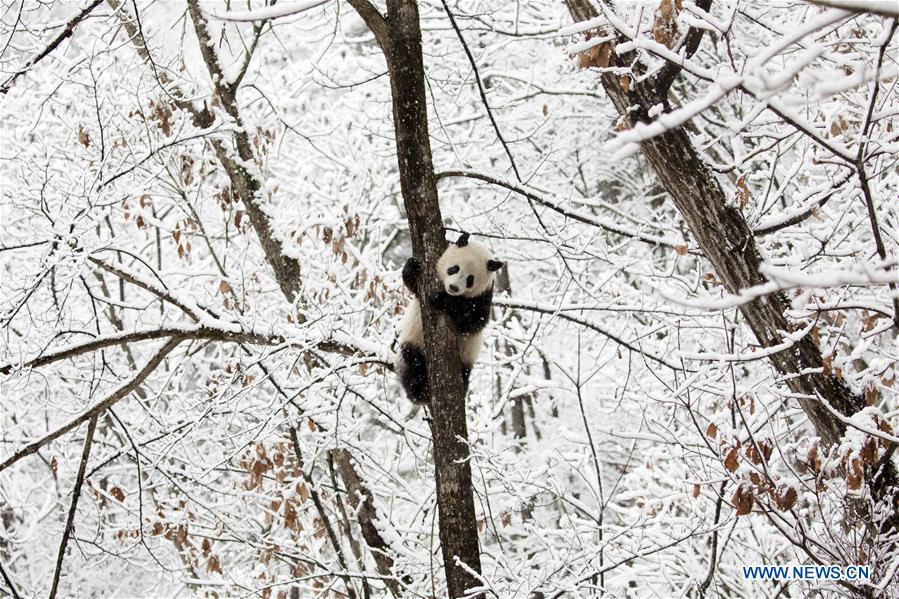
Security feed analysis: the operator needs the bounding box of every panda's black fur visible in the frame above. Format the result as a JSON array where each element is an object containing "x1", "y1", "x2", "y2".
[{"x1": 396, "y1": 233, "x2": 504, "y2": 404}]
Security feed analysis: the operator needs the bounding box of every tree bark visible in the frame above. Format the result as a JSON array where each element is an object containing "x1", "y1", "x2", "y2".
[
  {"x1": 379, "y1": 1, "x2": 483, "y2": 596},
  {"x1": 563, "y1": 0, "x2": 862, "y2": 448},
  {"x1": 330, "y1": 449, "x2": 412, "y2": 597},
  {"x1": 564, "y1": 0, "x2": 899, "y2": 534}
]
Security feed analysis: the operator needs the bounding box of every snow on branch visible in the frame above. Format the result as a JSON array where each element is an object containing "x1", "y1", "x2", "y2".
[
  {"x1": 437, "y1": 170, "x2": 688, "y2": 250},
  {"x1": 804, "y1": 0, "x2": 899, "y2": 17},
  {"x1": 677, "y1": 319, "x2": 817, "y2": 363},
  {"x1": 210, "y1": 0, "x2": 332, "y2": 22},
  {"x1": 660, "y1": 261, "x2": 899, "y2": 311}
]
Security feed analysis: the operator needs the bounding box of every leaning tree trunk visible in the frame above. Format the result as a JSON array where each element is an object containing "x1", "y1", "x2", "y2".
[
  {"x1": 563, "y1": 0, "x2": 861, "y2": 446},
  {"x1": 346, "y1": 1, "x2": 484, "y2": 596},
  {"x1": 563, "y1": 0, "x2": 898, "y2": 524}
]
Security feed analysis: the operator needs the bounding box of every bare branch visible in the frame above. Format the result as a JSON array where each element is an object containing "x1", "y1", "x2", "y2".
[
  {"x1": 495, "y1": 298, "x2": 684, "y2": 371},
  {"x1": 289, "y1": 428, "x2": 359, "y2": 599},
  {"x1": 804, "y1": 0, "x2": 899, "y2": 17},
  {"x1": 437, "y1": 169, "x2": 688, "y2": 250},
  {"x1": 89, "y1": 257, "x2": 200, "y2": 320},
  {"x1": 47, "y1": 414, "x2": 99, "y2": 599},
  {"x1": 345, "y1": 0, "x2": 390, "y2": 50},
  {"x1": 330, "y1": 448, "x2": 412, "y2": 597},
  {"x1": 0, "y1": 0, "x2": 104, "y2": 94},
  {"x1": 0, "y1": 337, "x2": 181, "y2": 473},
  {"x1": 441, "y1": 0, "x2": 522, "y2": 182},
  {"x1": 186, "y1": 0, "x2": 304, "y2": 304},
  {"x1": 0, "y1": 560, "x2": 22, "y2": 599},
  {"x1": 655, "y1": 0, "x2": 714, "y2": 92}
]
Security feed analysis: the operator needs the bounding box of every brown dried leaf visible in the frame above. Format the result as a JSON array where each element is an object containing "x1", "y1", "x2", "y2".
[
  {"x1": 775, "y1": 486, "x2": 797, "y2": 511},
  {"x1": 879, "y1": 420, "x2": 894, "y2": 448},
  {"x1": 731, "y1": 486, "x2": 754, "y2": 516},
  {"x1": 652, "y1": 0, "x2": 680, "y2": 48},
  {"x1": 861, "y1": 313, "x2": 881, "y2": 332},
  {"x1": 807, "y1": 443, "x2": 822, "y2": 473},
  {"x1": 724, "y1": 447, "x2": 739, "y2": 472},
  {"x1": 861, "y1": 438, "x2": 878, "y2": 465},
  {"x1": 207, "y1": 555, "x2": 222, "y2": 574},
  {"x1": 692, "y1": 484, "x2": 701, "y2": 498},
  {"x1": 109, "y1": 486, "x2": 126, "y2": 502},
  {"x1": 706, "y1": 422, "x2": 717, "y2": 439},
  {"x1": 578, "y1": 41, "x2": 613, "y2": 69},
  {"x1": 847, "y1": 458, "x2": 863, "y2": 490},
  {"x1": 219, "y1": 280, "x2": 232, "y2": 294},
  {"x1": 746, "y1": 445, "x2": 761, "y2": 465},
  {"x1": 284, "y1": 500, "x2": 299, "y2": 531},
  {"x1": 675, "y1": 244, "x2": 689, "y2": 256},
  {"x1": 735, "y1": 175, "x2": 750, "y2": 210},
  {"x1": 78, "y1": 126, "x2": 91, "y2": 148},
  {"x1": 296, "y1": 482, "x2": 310, "y2": 504},
  {"x1": 175, "y1": 524, "x2": 188, "y2": 545}
]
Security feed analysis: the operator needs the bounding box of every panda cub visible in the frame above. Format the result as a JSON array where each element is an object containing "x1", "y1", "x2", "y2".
[{"x1": 396, "y1": 233, "x2": 504, "y2": 404}]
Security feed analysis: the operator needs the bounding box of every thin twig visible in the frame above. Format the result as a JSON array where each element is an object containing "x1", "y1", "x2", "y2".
[
  {"x1": 47, "y1": 414, "x2": 99, "y2": 599},
  {"x1": 437, "y1": 169, "x2": 686, "y2": 250},
  {"x1": 0, "y1": 560, "x2": 22, "y2": 599},
  {"x1": 289, "y1": 427, "x2": 358, "y2": 599},
  {"x1": 1, "y1": 0, "x2": 104, "y2": 94},
  {"x1": 441, "y1": 0, "x2": 521, "y2": 182},
  {"x1": 855, "y1": 19, "x2": 899, "y2": 329},
  {"x1": 0, "y1": 338, "x2": 180, "y2": 473}
]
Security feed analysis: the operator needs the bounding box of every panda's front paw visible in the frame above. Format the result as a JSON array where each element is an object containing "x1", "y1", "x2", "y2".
[{"x1": 402, "y1": 257, "x2": 422, "y2": 295}]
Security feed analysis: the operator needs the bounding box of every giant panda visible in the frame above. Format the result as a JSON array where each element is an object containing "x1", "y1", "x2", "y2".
[{"x1": 396, "y1": 233, "x2": 505, "y2": 404}]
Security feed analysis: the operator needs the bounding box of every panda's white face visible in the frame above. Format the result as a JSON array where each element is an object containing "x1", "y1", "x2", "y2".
[{"x1": 436, "y1": 239, "x2": 503, "y2": 297}]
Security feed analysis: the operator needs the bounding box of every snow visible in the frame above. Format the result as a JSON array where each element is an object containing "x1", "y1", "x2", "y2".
[
  {"x1": 2, "y1": 1, "x2": 897, "y2": 597},
  {"x1": 210, "y1": 0, "x2": 333, "y2": 22}
]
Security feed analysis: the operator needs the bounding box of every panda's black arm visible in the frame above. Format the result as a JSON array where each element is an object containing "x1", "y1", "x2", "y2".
[{"x1": 402, "y1": 257, "x2": 422, "y2": 297}]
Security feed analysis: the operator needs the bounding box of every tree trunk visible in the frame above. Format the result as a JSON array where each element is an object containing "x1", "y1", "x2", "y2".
[
  {"x1": 330, "y1": 449, "x2": 412, "y2": 597},
  {"x1": 381, "y1": 1, "x2": 484, "y2": 596},
  {"x1": 563, "y1": 0, "x2": 861, "y2": 448},
  {"x1": 564, "y1": 0, "x2": 899, "y2": 534}
]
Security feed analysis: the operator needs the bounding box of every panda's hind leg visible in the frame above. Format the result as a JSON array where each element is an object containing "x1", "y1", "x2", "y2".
[{"x1": 399, "y1": 344, "x2": 429, "y2": 403}]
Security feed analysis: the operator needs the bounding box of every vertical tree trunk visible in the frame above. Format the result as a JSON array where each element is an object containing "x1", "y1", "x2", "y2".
[{"x1": 380, "y1": 1, "x2": 483, "y2": 595}]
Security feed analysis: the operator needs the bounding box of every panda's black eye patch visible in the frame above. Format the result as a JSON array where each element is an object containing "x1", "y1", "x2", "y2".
[
  {"x1": 466, "y1": 275, "x2": 475, "y2": 288},
  {"x1": 447, "y1": 265, "x2": 460, "y2": 275}
]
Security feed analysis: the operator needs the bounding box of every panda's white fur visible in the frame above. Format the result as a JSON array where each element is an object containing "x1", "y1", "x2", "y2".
[
  {"x1": 398, "y1": 299, "x2": 484, "y2": 367},
  {"x1": 396, "y1": 236, "x2": 503, "y2": 403},
  {"x1": 398, "y1": 240, "x2": 494, "y2": 366}
]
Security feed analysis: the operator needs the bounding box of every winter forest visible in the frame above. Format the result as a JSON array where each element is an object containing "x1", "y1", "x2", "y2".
[{"x1": 1, "y1": 0, "x2": 898, "y2": 597}]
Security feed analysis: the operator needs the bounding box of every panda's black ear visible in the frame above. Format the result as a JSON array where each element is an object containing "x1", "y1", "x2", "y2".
[
  {"x1": 487, "y1": 260, "x2": 504, "y2": 272},
  {"x1": 456, "y1": 232, "x2": 470, "y2": 247}
]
